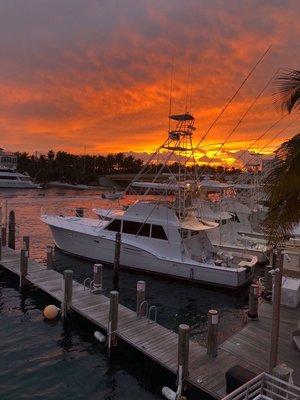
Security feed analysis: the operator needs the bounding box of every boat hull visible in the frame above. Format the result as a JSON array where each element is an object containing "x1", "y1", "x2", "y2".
[
  {"x1": 0, "y1": 181, "x2": 41, "y2": 188},
  {"x1": 49, "y1": 224, "x2": 253, "y2": 288}
]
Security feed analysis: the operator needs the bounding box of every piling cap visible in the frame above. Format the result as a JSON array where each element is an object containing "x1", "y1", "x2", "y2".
[
  {"x1": 179, "y1": 324, "x2": 190, "y2": 331},
  {"x1": 137, "y1": 281, "x2": 146, "y2": 291},
  {"x1": 63, "y1": 270, "x2": 73, "y2": 277}
]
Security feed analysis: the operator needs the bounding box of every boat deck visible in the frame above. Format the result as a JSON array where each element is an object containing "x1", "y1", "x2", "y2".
[{"x1": 1, "y1": 246, "x2": 299, "y2": 398}]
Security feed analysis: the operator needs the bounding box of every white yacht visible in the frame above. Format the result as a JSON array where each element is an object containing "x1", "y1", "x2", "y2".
[
  {"x1": 42, "y1": 200, "x2": 256, "y2": 288},
  {"x1": 0, "y1": 149, "x2": 41, "y2": 189},
  {"x1": 0, "y1": 170, "x2": 41, "y2": 188},
  {"x1": 42, "y1": 113, "x2": 257, "y2": 288}
]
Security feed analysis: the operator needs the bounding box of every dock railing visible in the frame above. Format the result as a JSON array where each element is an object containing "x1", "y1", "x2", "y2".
[{"x1": 221, "y1": 372, "x2": 300, "y2": 400}]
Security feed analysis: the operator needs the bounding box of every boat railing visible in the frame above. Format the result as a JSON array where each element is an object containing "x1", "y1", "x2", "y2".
[{"x1": 221, "y1": 372, "x2": 300, "y2": 400}]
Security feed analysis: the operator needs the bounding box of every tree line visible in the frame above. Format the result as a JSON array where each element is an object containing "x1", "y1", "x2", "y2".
[
  {"x1": 16, "y1": 150, "x2": 242, "y2": 184},
  {"x1": 16, "y1": 151, "x2": 144, "y2": 184}
]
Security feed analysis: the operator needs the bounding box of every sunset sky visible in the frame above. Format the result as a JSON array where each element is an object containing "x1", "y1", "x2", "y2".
[{"x1": 0, "y1": 0, "x2": 300, "y2": 166}]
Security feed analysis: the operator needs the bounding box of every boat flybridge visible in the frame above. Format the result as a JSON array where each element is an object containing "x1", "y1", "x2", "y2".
[{"x1": 42, "y1": 113, "x2": 257, "y2": 288}]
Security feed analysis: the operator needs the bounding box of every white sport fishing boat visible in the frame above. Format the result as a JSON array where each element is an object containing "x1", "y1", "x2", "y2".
[
  {"x1": 195, "y1": 183, "x2": 269, "y2": 261},
  {"x1": 42, "y1": 113, "x2": 257, "y2": 288}
]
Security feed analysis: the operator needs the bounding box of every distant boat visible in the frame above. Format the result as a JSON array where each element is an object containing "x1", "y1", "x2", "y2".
[
  {"x1": 47, "y1": 181, "x2": 92, "y2": 190},
  {"x1": 0, "y1": 170, "x2": 42, "y2": 189},
  {"x1": 0, "y1": 148, "x2": 41, "y2": 189},
  {"x1": 101, "y1": 191, "x2": 124, "y2": 200}
]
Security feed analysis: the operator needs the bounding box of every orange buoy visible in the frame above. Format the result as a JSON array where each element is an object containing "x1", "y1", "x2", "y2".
[{"x1": 43, "y1": 305, "x2": 59, "y2": 319}]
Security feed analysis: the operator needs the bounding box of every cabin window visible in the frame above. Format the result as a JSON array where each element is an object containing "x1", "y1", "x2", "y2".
[
  {"x1": 151, "y1": 224, "x2": 167, "y2": 240},
  {"x1": 105, "y1": 219, "x2": 121, "y2": 232},
  {"x1": 0, "y1": 175, "x2": 18, "y2": 180},
  {"x1": 122, "y1": 220, "x2": 150, "y2": 237},
  {"x1": 231, "y1": 212, "x2": 240, "y2": 223},
  {"x1": 138, "y1": 223, "x2": 150, "y2": 237}
]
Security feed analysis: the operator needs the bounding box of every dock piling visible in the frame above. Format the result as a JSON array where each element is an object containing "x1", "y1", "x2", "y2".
[
  {"x1": 248, "y1": 284, "x2": 259, "y2": 320},
  {"x1": 136, "y1": 280, "x2": 146, "y2": 317},
  {"x1": 207, "y1": 309, "x2": 219, "y2": 358},
  {"x1": 178, "y1": 324, "x2": 190, "y2": 380},
  {"x1": 264, "y1": 265, "x2": 273, "y2": 296},
  {"x1": 19, "y1": 246, "x2": 28, "y2": 291},
  {"x1": 1, "y1": 225, "x2": 6, "y2": 247},
  {"x1": 62, "y1": 270, "x2": 73, "y2": 319},
  {"x1": 23, "y1": 236, "x2": 30, "y2": 257},
  {"x1": 8, "y1": 210, "x2": 16, "y2": 250},
  {"x1": 108, "y1": 290, "x2": 119, "y2": 347},
  {"x1": 92, "y1": 263, "x2": 103, "y2": 293},
  {"x1": 270, "y1": 247, "x2": 277, "y2": 268},
  {"x1": 113, "y1": 232, "x2": 121, "y2": 290},
  {"x1": 75, "y1": 208, "x2": 84, "y2": 218},
  {"x1": 46, "y1": 245, "x2": 54, "y2": 269},
  {"x1": 269, "y1": 249, "x2": 284, "y2": 372}
]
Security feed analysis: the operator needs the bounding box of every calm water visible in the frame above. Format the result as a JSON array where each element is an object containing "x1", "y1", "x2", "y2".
[{"x1": 0, "y1": 188, "x2": 251, "y2": 400}]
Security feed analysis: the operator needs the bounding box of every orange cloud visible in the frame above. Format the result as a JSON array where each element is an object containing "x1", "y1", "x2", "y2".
[{"x1": 0, "y1": 0, "x2": 299, "y2": 163}]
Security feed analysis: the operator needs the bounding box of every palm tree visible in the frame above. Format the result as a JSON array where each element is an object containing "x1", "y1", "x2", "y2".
[
  {"x1": 263, "y1": 70, "x2": 300, "y2": 245},
  {"x1": 264, "y1": 70, "x2": 300, "y2": 372},
  {"x1": 275, "y1": 69, "x2": 300, "y2": 113},
  {"x1": 263, "y1": 134, "x2": 300, "y2": 245}
]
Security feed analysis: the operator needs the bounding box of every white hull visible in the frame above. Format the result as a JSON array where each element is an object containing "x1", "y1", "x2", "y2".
[
  {"x1": 48, "y1": 223, "x2": 253, "y2": 288},
  {"x1": 0, "y1": 181, "x2": 41, "y2": 188}
]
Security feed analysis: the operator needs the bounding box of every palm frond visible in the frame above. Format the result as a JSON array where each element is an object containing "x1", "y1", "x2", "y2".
[
  {"x1": 274, "y1": 69, "x2": 300, "y2": 113},
  {"x1": 263, "y1": 134, "x2": 300, "y2": 245}
]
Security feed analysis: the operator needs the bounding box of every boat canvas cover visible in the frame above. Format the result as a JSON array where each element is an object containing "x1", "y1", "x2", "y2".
[{"x1": 181, "y1": 213, "x2": 218, "y2": 231}]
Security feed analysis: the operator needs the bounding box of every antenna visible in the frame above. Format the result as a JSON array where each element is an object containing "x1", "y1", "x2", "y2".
[
  {"x1": 185, "y1": 63, "x2": 191, "y2": 113},
  {"x1": 168, "y1": 56, "x2": 175, "y2": 132}
]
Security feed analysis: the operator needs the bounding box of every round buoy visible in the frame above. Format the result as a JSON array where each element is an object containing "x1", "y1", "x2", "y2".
[{"x1": 43, "y1": 305, "x2": 59, "y2": 319}]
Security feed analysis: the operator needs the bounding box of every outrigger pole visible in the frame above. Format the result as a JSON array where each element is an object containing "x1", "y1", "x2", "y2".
[{"x1": 184, "y1": 46, "x2": 271, "y2": 165}]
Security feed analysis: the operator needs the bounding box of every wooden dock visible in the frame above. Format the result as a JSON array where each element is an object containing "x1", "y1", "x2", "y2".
[{"x1": 1, "y1": 246, "x2": 299, "y2": 398}]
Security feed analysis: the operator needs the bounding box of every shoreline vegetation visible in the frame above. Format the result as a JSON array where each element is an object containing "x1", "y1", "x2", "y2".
[{"x1": 16, "y1": 150, "x2": 242, "y2": 185}]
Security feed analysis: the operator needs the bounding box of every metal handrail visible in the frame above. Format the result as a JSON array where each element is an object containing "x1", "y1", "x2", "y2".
[
  {"x1": 139, "y1": 300, "x2": 149, "y2": 318},
  {"x1": 221, "y1": 372, "x2": 300, "y2": 400},
  {"x1": 148, "y1": 305, "x2": 157, "y2": 324},
  {"x1": 83, "y1": 277, "x2": 91, "y2": 291}
]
